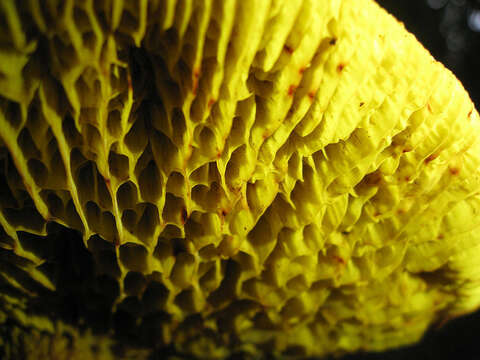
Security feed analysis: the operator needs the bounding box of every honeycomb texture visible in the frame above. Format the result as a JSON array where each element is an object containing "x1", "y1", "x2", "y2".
[{"x1": 1, "y1": 0, "x2": 480, "y2": 358}]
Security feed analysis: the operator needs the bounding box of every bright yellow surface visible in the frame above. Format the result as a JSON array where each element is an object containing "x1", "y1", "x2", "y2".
[{"x1": 0, "y1": 0, "x2": 480, "y2": 358}]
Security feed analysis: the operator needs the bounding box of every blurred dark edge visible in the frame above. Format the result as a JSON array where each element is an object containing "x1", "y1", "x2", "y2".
[{"x1": 328, "y1": 1, "x2": 480, "y2": 360}]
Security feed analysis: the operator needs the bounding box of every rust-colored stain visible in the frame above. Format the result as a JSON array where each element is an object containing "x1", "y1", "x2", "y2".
[
  {"x1": 425, "y1": 153, "x2": 439, "y2": 164},
  {"x1": 127, "y1": 73, "x2": 132, "y2": 91},
  {"x1": 449, "y1": 167, "x2": 460, "y2": 175},
  {"x1": 288, "y1": 84, "x2": 297, "y2": 96},
  {"x1": 284, "y1": 45, "x2": 294, "y2": 54},
  {"x1": 192, "y1": 68, "x2": 200, "y2": 95}
]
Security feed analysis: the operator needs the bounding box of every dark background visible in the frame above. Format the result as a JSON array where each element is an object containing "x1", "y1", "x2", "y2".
[
  {"x1": 377, "y1": 0, "x2": 480, "y2": 106},
  {"x1": 337, "y1": 1, "x2": 480, "y2": 359}
]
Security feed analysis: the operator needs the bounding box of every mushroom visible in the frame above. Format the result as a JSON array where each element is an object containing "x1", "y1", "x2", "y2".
[{"x1": 0, "y1": 0, "x2": 479, "y2": 358}]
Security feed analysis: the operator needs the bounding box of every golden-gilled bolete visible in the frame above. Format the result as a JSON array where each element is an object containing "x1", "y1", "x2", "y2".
[{"x1": 1, "y1": 0, "x2": 480, "y2": 358}]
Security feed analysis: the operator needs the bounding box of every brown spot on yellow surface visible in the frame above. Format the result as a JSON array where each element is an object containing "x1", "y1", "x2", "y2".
[
  {"x1": 449, "y1": 167, "x2": 460, "y2": 175},
  {"x1": 288, "y1": 85, "x2": 297, "y2": 96},
  {"x1": 425, "y1": 154, "x2": 438, "y2": 164},
  {"x1": 192, "y1": 68, "x2": 200, "y2": 95},
  {"x1": 284, "y1": 45, "x2": 294, "y2": 54}
]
